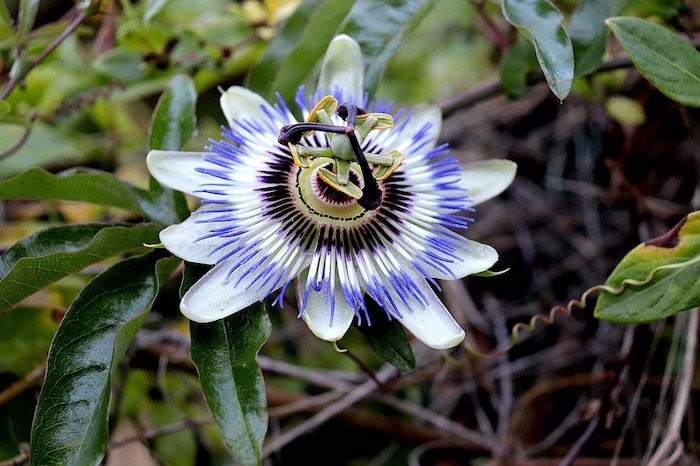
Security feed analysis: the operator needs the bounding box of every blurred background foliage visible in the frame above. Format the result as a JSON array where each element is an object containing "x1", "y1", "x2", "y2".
[{"x1": 0, "y1": 0, "x2": 699, "y2": 465}]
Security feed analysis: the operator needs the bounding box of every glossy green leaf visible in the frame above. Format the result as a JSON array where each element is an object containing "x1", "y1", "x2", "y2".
[
  {"x1": 0, "y1": 223, "x2": 160, "y2": 313},
  {"x1": 568, "y1": 0, "x2": 612, "y2": 75},
  {"x1": 0, "y1": 167, "x2": 146, "y2": 213},
  {"x1": 191, "y1": 304, "x2": 271, "y2": 466},
  {"x1": 248, "y1": 0, "x2": 355, "y2": 102},
  {"x1": 338, "y1": 0, "x2": 435, "y2": 97},
  {"x1": 146, "y1": 74, "x2": 196, "y2": 225},
  {"x1": 359, "y1": 300, "x2": 415, "y2": 372},
  {"x1": 149, "y1": 74, "x2": 198, "y2": 152},
  {"x1": 502, "y1": 0, "x2": 574, "y2": 100},
  {"x1": 0, "y1": 166, "x2": 190, "y2": 225},
  {"x1": 595, "y1": 211, "x2": 700, "y2": 323},
  {"x1": 29, "y1": 254, "x2": 178, "y2": 466},
  {"x1": 606, "y1": 16, "x2": 700, "y2": 107}
]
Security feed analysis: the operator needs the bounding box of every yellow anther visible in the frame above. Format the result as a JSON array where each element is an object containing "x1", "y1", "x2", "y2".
[
  {"x1": 355, "y1": 112, "x2": 394, "y2": 130},
  {"x1": 289, "y1": 143, "x2": 312, "y2": 168},
  {"x1": 306, "y1": 95, "x2": 339, "y2": 129},
  {"x1": 372, "y1": 150, "x2": 404, "y2": 180}
]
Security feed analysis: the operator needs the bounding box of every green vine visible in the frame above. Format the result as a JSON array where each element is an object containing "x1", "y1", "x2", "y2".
[{"x1": 466, "y1": 254, "x2": 700, "y2": 357}]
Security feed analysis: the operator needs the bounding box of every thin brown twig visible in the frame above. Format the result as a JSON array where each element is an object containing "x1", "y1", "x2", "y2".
[
  {"x1": 0, "y1": 443, "x2": 29, "y2": 466},
  {"x1": 469, "y1": 0, "x2": 509, "y2": 54},
  {"x1": 0, "y1": 364, "x2": 45, "y2": 407},
  {"x1": 268, "y1": 389, "x2": 345, "y2": 418},
  {"x1": 0, "y1": 123, "x2": 32, "y2": 161},
  {"x1": 1, "y1": 9, "x2": 89, "y2": 100},
  {"x1": 374, "y1": 392, "x2": 492, "y2": 450},
  {"x1": 440, "y1": 38, "x2": 700, "y2": 118},
  {"x1": 647, "y1": 309, "x2": 698, "y2": 466},
  {"x1": 258, "y1": 355, "x2": 354, "y2": 391},
  {"x1": 109, "y1": 415, "x2": 213, "y2": 448},
  {"x1": 342, "y1": 346, "x2": 395, "y2": 391},
  {"x1": 559, "y1": 414, "x2": 601, "y2": 466},
  {"x1": 261, "y1": 364, "x2": 396, "y2": 458}
]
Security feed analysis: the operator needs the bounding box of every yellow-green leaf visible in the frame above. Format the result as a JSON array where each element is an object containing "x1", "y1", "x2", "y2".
[{"x1": 594, "y1": 211, "x2": 700, "y2": 323}]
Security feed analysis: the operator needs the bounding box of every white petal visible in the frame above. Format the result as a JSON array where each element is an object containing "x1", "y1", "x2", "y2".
[
  {"x1": 397, "y1": 104, "x2": 442, "y2": 149},
  {"x1": 147, "y1": 150, "x2": 213, "y2": 196},
  {"x1": 317, "y1": 35, "x2": 363, "y2": 101},
  {"x1": 460, "y1": 160, "x2": 517, "y2": 205},
  {"x1": 219, "y1": 86, "x2": 270, "y2": 128},
  {"x1": 389, "y1": 264, "x2": 465, "y2": 349},
  {"x1": 425, "y1": 239, "x2": 499, "y2": 280},
  {"x1": 181, "y1": 260, "x2": 280, "y2": 322},
  {"x1": 296, "y1": 270, "x2": 355, "y2": 342},
  {"x1": 159, "y1": 205, "x2": 235, "y2": 265}
]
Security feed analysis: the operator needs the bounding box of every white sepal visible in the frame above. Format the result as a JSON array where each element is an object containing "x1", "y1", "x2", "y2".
[
  {"x1": 219, "y1": 86, "x2": 272, "y2": 129},
  {"x1": 460, "y1": 159, "x2": 517, "y2": 206},
  {"x1": 181, "y1": 258, "x2": 284, "y2": 322},
  {"x1": 388, "y1": 262, "x2": 466, "y2": 349},
  {"x1": 147, "y1": 150, "x2": 214, "y2": 196}
]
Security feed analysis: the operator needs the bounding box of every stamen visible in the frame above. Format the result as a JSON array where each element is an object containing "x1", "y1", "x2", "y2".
[{"x1": 277, "y1": 100, "x2": 387, "y2": 211}]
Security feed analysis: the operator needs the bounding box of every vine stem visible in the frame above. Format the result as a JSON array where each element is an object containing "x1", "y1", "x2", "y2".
[
  {"x1": 1, "y1": 9, "x2": 89, "y2": 100},
  {"x1": 0, "y1": 364, "x2": 45, "y2": 407},
  {"x1": 440, "y1": 37, "x2": 700, "y2": 118}
]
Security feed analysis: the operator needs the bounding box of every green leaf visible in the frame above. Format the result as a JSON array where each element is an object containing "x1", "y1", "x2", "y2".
[
  {"x1": 0, "y1": 123, "x2": 85, "y2": 177},
  {"x1": 0, "y1": 166, "x2": 190, "y2": 224},
  {"x1": 142, "y1": 174, "x2": 191, "y2": 225},
  {"x1": 606, "y1": 16, "x2": 700, "y2": 107},
  {"x1": 249, "y1": 0, "x2": 434, "y2": 102},
  {"x1": 144, "y1": 0, "x2": 170, "y2": 22},
  {"x1": 359, "y1": 301, "x2": 415, "y2": 372},
  {"x1": 146, "y1": 74, "x2": 197, "y2": 224},
  {"x1": 149, "y1": 74, "x2": 198, "y2": 151},
  {"x1": 248, "y1": 0, "x2": 356, "y2": 102},
  {"x1": 191, "y1": 304, "x2": 271, "y2": 466},
  {"x1": 338, "y1": 0, "x2": 435, "y2": 97},
  {"x1": 0, "y1": 167, "x2": 146, "y2": 213},
  {"x1": 93, "y1": 48, "x2": 147, "y2": 82},
  {"x1": 500, "y1": 40, "x2": 538, "y2": 99},
  {"x1": 594, "y1": 211, "x2": 700, "y2": 323},
  {"x1": 0, "y1": 413, "x2": 20, "y2": 461},
  {"x1": 502, "y1": 0, "x2": 574, "y2": 100},
  {"x1": 29, "y1": 254, "x2": 178, "y2": 466},
  {"x1": 0, "y1": 223, "x2": 160, "y2": 313},
  {"x1": 568, "y1": 0, "x2": 612, "y2": 75},
  {"x1": 17, "y1": 0, "x2": 39, "y2": 44},
  {"x1": 0, "y1": 1, "x2": 11, "y2": 27}
]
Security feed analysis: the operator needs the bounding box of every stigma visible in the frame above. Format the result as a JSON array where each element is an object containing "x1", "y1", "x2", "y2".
[{"x1": 277, "y1": 96, "x2": 404, "y2": 211}]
